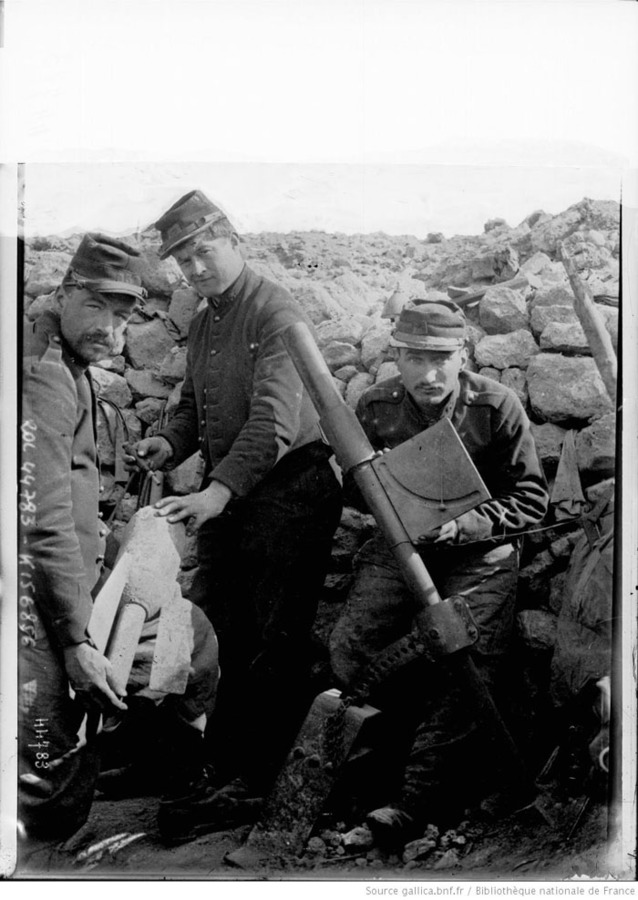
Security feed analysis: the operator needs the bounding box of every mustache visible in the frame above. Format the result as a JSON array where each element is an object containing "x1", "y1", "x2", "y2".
[{"x1": 82, "y1": 330, "x2": 116, "y2": 348}]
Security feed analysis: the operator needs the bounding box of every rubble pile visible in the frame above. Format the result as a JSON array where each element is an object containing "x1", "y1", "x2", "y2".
[
  {"x1": 23, "y1": 196, "x2": 619, "y2": 763},
  {"x1": 295, "y1": 820, "x2": 478, "y2": 871}
]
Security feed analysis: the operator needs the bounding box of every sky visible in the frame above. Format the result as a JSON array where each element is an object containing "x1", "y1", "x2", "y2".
[{"x1": 2, "y1": 0, "x2": 638, "y2": 237}]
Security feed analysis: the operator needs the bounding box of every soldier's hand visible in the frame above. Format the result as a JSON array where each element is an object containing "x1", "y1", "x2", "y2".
[
  {"x1": 417, "y1": 519, "x2": 459, "y2": 545},
  {"x1": 123, "y1": 437, "x2": 173, "y2": 473},
  {"x1": 63, "y1": 643, "x2": 128, "y2": 712},
  {"x1": 154, "y1": 480, "x2": 233, "y2": 529}
]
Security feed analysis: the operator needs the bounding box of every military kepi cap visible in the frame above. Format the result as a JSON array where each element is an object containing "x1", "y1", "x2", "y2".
[
  {"x1": 390, "y1": 300, "x2": 467, "y2": 350},
  {"x1": 155, "y1": 190, "x2": 233, "y2": 260},
  {"x1": 66, "y1": 233, "x2": 146, "y2": 302}
]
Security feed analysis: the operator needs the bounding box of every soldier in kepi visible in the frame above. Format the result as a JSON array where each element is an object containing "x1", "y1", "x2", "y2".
[
  {"x1": 329, "y1": 299, "x2": 549, "y2": 841},
  {"x1": 18, "y1": 234, "x2": 219, "y2": 853},
  {"x1": 124, "y1": 190, "x2": 343, "y2": 842}
]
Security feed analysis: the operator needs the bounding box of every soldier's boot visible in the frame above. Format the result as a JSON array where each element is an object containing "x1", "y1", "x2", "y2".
[{"x1": 159, "y1": 717, "x2": 214, "y2": 803}]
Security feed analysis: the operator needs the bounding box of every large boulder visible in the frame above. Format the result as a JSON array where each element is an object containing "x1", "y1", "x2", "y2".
[
  {"x1": 135, "y1": 397, "x2": 166, "y2": 426},
  {"x1": 529, "y1": 286, "x2": 574, "y2": 311},
  {"x1": 361, "y1": 319, "x2": 393, "y2": 370},
  {"x1": 125, "y1": 368, "x2": 173, "y2": 400},
  {"x1": 89, "y1": 366, "x2": 132, "y2": 408},
  {"x1": 375, "y1": 361, "x2": 400, "y2": 383},
  {"x1": 25, "y1": 292, "x2": 57, "y2": 321},
  {"x1": 474, "y1": 330, "x2": 539, "y2": 369},
  {"x1": 517, "y1": 609, "x2": 558, "y2": 653},
  {"x1": 471, "y1": 246, "x2": 520, "y2": 283},
  {"x1": 24, "y1": 252, "x2": 73, "y2": 297},
  {"x1": 322, "y1": 341, "x2": 361, "y2": 371},
  {"x1": 478, "y1": 286, "x2": 529, "y2": 335},
  {"x1": 575, "y1": 413, "x2": 616, "y2": 480},
  {"x1": 530, "y1": 305, "x2": 579, "y2": 338},
  {"x1": 345, "y1": 373, "x2": 374, "y2": 408},
  {"x1": 315, "y1": 316, "x2": 367, "y2": 348},
  {"x1": 519, "y1": 251, "x2": 553, "y2": 277},
  {"x1": 125, "y1": 319, "x2": 177, "y2": 371},
  {"x1": 478, "y1": 367, "x2": 501, "y2": 383},
  {"x1": 539, "y1": 322, "x2": 589, "y2": 354},
  {"x1": 530, "y1": 422, "x2": 567, "y2": 473},
  {"x1": 333, "y1": 365, "x2": 359, "y2": 383},
  {"x1": 138, "y1": 248, "x2": 184, "y2": 297},
  {"x1": 166, "y1": 452, "x2": 206, "y2": 495},
  {"x1": 327, "y1": 270, "x2": 379, "y2": 314},
  {"x1": 289, "y1": 280, "x2": 343, "y2": 324},
  {"x1": 168, "y1": 287, "x2": 201, "y2": 337},
  {"x1": 159, "y1": 347, "x2": 188, "y2": 384},
  {"x1": 501, "y1": 368, "x2": 528, "y2": 406},
  {"x1": 526, "y1": 354, "x2": 613, "y2": 424},
  {"x1": 465, "y1": 323, "x2": 487, "y2": 354}
]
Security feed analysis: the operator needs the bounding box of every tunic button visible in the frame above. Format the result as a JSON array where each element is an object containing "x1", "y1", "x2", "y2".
[
  {"x1": 210, "y1": 349, "x2": 217, "y2": 356},
  {"x1": 98, "y1": 511, "x2": 104, "y2": 519},
  {"x1": 213, "y1": 316, "x2": 220, "y2": 322},
  {"x1": 99, "y1": 485, "x2": 105, "y2": 493},
  {"x1": 200, "y1": 419, "x2": 205, "y2": 426}
]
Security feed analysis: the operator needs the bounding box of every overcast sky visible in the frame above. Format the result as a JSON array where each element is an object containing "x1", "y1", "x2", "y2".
[{"x1": 2, "y1": 0, "x2": 637, "y2": 237}]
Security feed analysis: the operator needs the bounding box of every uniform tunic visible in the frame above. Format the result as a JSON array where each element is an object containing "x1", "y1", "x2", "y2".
[
  {"x1": 159, "y1": 264, "x2": 323, "y2": 492},
  {"x1": 330, "y1": 370, "x2": 549, "y2": 819},
  {"x1": 159, "y1": 264, "x2": 343, "y2": 788},
  {"x1": 18, "y1": 313, "x2": 218, "y2": 840}
]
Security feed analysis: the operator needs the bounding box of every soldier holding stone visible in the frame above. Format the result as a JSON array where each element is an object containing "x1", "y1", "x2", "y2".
[{"x1": 19, "y1": 235, "x2": 219, "y2": 852}]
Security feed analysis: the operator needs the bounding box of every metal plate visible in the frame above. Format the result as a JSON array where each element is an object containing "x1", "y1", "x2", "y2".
[{"x1": 371, "y1": 418, "x2": 491, "y2": 542}]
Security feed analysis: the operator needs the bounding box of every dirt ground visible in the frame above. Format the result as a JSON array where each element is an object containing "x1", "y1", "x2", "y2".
[{"x1": 13, "y1": 787, "x2": 626, "y2": 883}]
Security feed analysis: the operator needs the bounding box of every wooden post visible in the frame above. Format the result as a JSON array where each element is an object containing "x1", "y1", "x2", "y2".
[{"x1": 559, "y1": 243, "x2": 617, "y2": 402}]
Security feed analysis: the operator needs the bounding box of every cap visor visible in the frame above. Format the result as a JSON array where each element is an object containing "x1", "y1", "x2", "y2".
[
  {"x1": 389, "y1": 335, "x2": 465, "y2": 350},
  {"x1": 158, "y1": 220, "x2": 222, "y2": 260},
  {"x1": 83, "y1": 279, "x2": 145, "y2": 301}
]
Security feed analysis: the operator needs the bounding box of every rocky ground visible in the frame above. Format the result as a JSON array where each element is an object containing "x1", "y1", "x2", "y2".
[
  {"x1": 17, "y1": 792, "x2": 614, "y2": 880},
  {"x1": 16, "y1": 198, "x2": 626, "y2": 881}
]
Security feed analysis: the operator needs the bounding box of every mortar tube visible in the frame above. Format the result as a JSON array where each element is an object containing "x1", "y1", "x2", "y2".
[
  {"x1": 281, "y1": 321, "x2": 530, "y2": 788},
  {"x1": 282, "y1": 322, "x2": 442, "y2": 605}
]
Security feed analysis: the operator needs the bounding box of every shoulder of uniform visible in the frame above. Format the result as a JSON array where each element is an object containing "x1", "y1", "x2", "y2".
[
  {"x1": 23, "y1": 313, "x2": 63, "y2": 363},
  {"x1": 460, "y1": 371, "x2": 520, "y2": 409},
  {"x1": 245, "y1": 264, "x2": 289, "y2": 299},
  {"x1": 258, "y1": 281, "x2": 297, "y2": 314},
  {"x1": 360, "y1": 375, "x2": 405, "y2": 407},
  {"x1": 244, "y1": 267, "x2": 310, "y2": 332}
]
